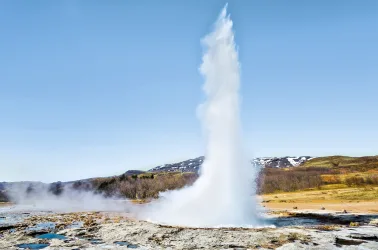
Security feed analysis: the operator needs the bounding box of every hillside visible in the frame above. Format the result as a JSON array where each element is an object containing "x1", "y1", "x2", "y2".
[
  {"x1": 302, "y1": 155, "x2": 378, "y2": 169},
  {"x1": 260, "y1": 155, "x2": 378, "y2": 194}
]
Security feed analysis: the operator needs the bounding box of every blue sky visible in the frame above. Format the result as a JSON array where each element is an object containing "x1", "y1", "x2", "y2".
[{"x1": 1, "y1": 1, "x2": 377, "y2": 182}]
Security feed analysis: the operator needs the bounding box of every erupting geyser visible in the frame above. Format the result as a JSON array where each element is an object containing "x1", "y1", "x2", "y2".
[{"x1": 143, "y1": 5, "x2": 263, "y2": 227}]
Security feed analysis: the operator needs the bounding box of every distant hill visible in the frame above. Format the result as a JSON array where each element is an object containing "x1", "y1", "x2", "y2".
[
  {"x1": 302, "y1": 155, "x2": 378, "y2": 169},
  {"x1": 149, "y1": 156, "x2": 313, "y2": 173}
]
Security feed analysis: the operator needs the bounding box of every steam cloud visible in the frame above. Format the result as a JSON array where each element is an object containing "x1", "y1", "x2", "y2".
[
  {"x1": 141, "y1": 5, "x2": 265, "y2": 227},
  {"x1": 6, "y1": 183, "x2": 130, "y2": 213}
]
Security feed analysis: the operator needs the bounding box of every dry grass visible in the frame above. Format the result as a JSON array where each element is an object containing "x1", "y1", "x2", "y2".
[
  {"x1": 263, "y1": 186, "x2": 378, "y2": 202},
  {"x1": 333, "y1": 187, "x2": 378, "y2": 201},
  {"x1": 315, "y1": 225, "x2": 340, "y2": 231},
  {"x1": 261, "y1": 186, "x2": 378, "y2": 213},
  {"x1": 262, "y1": 232, "x2": 311, "y2": 249}
]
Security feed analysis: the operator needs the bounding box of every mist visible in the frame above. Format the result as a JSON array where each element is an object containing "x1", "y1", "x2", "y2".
[{"x1": 6, "y1": 182, "x2": 131, "y2": 213}]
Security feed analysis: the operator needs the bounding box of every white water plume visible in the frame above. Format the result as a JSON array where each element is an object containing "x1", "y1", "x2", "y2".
[{"x1": 142, "y1": 5, "x2": 264, "y2": 227}]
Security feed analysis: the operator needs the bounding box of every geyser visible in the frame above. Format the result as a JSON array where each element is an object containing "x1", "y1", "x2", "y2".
[{"x1": 143, "y1": 5, "x2": 263, "y2": 227}]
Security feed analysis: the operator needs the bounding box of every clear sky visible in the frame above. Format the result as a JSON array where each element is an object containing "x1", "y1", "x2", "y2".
[{"x1": 1, "y1": 1, "x2": 377, "y2": 182}]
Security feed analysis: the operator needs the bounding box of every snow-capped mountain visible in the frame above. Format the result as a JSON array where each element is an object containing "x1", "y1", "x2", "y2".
[
  {"x1": 251, "y1": 156, "x2": 313, "y2": 168},
  {"x1": 149, "y1": 157, "x2": 204, "y2": 173},
  {"x1": 149, "y1": 156, "x2": 313, "y2": 173}
]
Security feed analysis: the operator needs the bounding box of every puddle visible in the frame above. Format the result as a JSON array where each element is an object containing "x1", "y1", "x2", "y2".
[
  {"x1": 115, "y1": 241, "x2": 130, "y2": 246},
  {"x1": 0, "y1": 214, "x2": 26, "y2": 225},
  {"x1": 36, "y1": 233, "x2": 67, "y2": 240},
  {"x1": 0, "y1": 210, "x2": 53, "y2": 226},
  {"x1": 16, "y1": 243, "x2": 50, "y2": 249},
  {"x1": 271, "y1": 217, "x2": 322, "y2": 227},
  {"x1": 89, "y1": 238, "x2": 105, "y2": 245},
  {"x1": 268, "y1": 213, "x2": 375, "y2": 228},
  {"x1": 27, "y1": 222, "x2": 55, "y2": 232},
  {"x1": 349, "y1": 233, "x2": 378, "y2": 242},
  {"x1": 127, "y1": 244, "x2": 139, "y2": 249},
  {"x1": 66, "y1": 221, "x2": 83, "y2": 229},
  {"x1": 114, "y1": 241, "x2": 139, "y2": 248}
]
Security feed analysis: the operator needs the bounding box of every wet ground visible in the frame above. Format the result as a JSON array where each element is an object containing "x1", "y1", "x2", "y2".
[{"x1": 1, "y1": 205, "x2": 378, "y2": 249}]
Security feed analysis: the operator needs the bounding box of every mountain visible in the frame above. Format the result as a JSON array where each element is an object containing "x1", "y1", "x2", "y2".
[
  {"x1": 149, "y1": 157, "x2": 204, "y2": 173},
  {"x1": 149, "y1": 156, "x2": 313, "y2": 173},
  {"x1": 253, "y1": 156, "x2": 313, "y2": 168}
]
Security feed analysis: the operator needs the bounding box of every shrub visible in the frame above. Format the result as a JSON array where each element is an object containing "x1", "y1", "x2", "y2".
[
  {"x1": 258, "y1": 168, "x2": 323, "y2": 193},
  {"x1": 366, "y1": 174, "x2": 378, "y2": 185},
  {"x1": 345, "y1": 176, "x2": 365, "y2": 187},
  {"x1": 92, "y1": 172, "x2": 198, "y2": 199}
]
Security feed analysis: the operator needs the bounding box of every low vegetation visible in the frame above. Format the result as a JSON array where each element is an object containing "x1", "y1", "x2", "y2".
[
  {"x1": 259, "y1": 155, "x2": 378, "y2": 194},
  {"x1": 258, "y1": 167, "x2": 324, "y2": 193},
  {"x1": 89, "y1": 172, "x2": 198, "y2": 199}
]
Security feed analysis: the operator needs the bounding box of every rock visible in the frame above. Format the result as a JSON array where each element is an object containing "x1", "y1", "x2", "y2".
[
  {"x1": 335, "y1": 237, "x2": 366, "y2": 247},
  {"x1": 50, "y1": 239, "x2": 64, "y2": 247},
  {"x1": 369, "y1": 219, "x2": 378, "y2": 226},
  {"x1": 0, "y1": 225, "x2": 15, "y2": 231},
  {"x1": 349, "y1": 233, "x2": 378, "y2": 241}
]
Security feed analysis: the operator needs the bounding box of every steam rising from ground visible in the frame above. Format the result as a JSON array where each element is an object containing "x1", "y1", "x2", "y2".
[
  {"x1": 6, "y1": 183, "x2": 130, "y2": 213},
  {"x1": 142, "y1": 6, "x2": 264, "y2": 227}
]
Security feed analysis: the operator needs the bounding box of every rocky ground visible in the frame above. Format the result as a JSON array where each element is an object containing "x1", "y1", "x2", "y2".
[{"x1": 1, "y1": 206, "x2": 378, "y2": 249}]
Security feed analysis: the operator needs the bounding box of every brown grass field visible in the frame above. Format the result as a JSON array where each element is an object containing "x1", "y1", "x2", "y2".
[{"x1": 261, "y1": 186, "x2": 378, "y2": 213}]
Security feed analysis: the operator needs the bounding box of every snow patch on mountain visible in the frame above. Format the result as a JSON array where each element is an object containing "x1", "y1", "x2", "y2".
[{"x1": 149, "y1": 156, "x2": 313, "y2": 173}]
